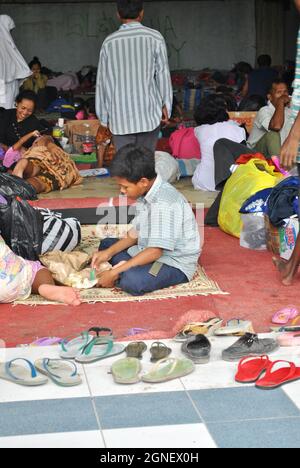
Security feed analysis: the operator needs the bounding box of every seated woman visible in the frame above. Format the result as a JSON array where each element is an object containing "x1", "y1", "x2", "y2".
[
  {"x1": 22, "y1": 57, "x2": 48, "y2": 94},
  {"x1": 0, "y1": 234, "x2": 81, "y2": 305},
  {"x1": 22, "y1": 57, "x2": 57, "y2": 110},
  {"x1": 12, "y1": 135, "x2": 83, "y2": 194},
  {"x1": 192, "y1": 95, "x2": 246, "y2": 192},
  {"x1": 0, "y1": 90, "x2": 49, "y2": 154}
]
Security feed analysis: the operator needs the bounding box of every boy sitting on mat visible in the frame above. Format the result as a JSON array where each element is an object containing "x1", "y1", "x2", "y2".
[{"x1": 92, "y1": 144, "x2": 201, "y2": 296}]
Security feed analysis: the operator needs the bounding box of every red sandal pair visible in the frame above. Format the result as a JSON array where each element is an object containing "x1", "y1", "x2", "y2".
[{"x1": 235, "y1": 355, "x2": 300, "y2": 389}]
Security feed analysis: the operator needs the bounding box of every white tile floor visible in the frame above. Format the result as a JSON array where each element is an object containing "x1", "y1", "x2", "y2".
[{"x1": 0, "y1": 335, "x2": 300, "y2": 448}]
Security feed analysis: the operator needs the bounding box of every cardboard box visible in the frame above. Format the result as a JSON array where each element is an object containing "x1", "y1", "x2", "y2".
[
  {"x1": 279, "y1": 217, "x2": 299, "y2": 261},
  {"x1": 228, "y1": 111, "x2": 257, "y2": 133}
]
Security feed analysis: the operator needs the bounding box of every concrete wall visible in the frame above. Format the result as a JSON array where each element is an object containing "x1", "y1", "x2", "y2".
[
  {"x1": 284, "y1": 1, "x2": 299, "y2": 61},
  {"x1": 1, "y1": 0, "x2": 256, "y2": 72}
]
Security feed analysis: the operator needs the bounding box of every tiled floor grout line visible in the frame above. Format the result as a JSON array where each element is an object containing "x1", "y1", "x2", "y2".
[
  {"x1": 181, "y1": 379, "x2": 218, "y2": 446},
  {"x1": 82, "y1": 364, "x2": 107, "y2": 448},
  {"x1": 206, "y1": 415, "x2": 300, "y2": 424}
]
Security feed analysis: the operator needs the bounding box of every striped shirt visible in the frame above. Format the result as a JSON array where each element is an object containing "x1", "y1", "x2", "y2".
[
  {"x1": 128, "y1": 174, "x2": 201, "y2": 280},
  {"x1": 292, "y1": 28, "x2": 300, "y2": 162},
  {"x1": 96, "y1": 22, "x2": 173, "y2": 136}
]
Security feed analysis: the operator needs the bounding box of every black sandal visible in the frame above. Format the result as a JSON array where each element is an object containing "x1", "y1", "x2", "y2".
[
  {"x1": 150, "y1": 342, "x2": 172, "y2": 363},
  {"x1": 125, "y1": 341, "x2": 147, "y2": 359}
]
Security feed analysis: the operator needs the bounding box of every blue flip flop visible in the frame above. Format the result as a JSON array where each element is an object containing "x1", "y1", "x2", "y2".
[
  {"x1": 34, "y1": 358, "x2": 82, "y2": 387},
  {"x1": 0, "y1": 358, "x2": 48, "y2": 386}
]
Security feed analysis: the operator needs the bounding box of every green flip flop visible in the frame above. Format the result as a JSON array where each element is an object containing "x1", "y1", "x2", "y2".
[
  {"x1": 111, "y1": 357, "x2": 142, "y2": 384},
  {"x1": 34, "y1": 359, "x2": 82, "y2": 387},
  {"x1": 0, "y1": 358, "x2": 48, "y2": 386},
  {"x1": 75, "y1": 337, "x2": 125, "y2": 364},
  {"x1": 141, "y1": 357, "x2": 195, "y2": 384},
  {"x1": 60, "y1": 327, "x2": 113, "y2": 359}
]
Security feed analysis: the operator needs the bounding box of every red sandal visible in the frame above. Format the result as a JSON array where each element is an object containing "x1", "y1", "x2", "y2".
[
  {"x1": 235, "y1": 355, "x2": 271, "y2": 383},
  {"x1": 255, "y1": 360, "x2": 300, "y2": 389}
]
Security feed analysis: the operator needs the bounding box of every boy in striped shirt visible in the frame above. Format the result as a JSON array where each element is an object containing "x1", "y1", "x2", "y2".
[{"x1": 92, "y1": 145, "x2": 201, "y2": 295}]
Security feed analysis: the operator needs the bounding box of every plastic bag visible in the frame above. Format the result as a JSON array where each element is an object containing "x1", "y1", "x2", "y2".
[
  {"x1": 40, "y1": 251, "x2": 111, "y2": 289},
  {"x1": 240, "y1": 213, "x2": 267, "y2": 251},
  {"x1": 39, "y1": 209, "x2": 81, "y2": 254},
  {"x1": 218, "y1": 159, "x2": 282, "y2": 238},
  {"x1": 155, "y1": 151, "x2": 180, "y2": 184},
  {"x1": 0, "y1": 197, "x2": 43, "y2": 260},
  {"x1": 0, "y1": 173, "x2": 37, "y2": 200}
]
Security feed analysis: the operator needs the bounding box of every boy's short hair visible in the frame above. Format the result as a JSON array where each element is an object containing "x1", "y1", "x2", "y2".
[
  {"x1": 117, "y1": 0, "x2": 143, "y2": 19},
  {"x1": 110, "y1": 144, "x2": 156, "y2": 182}
]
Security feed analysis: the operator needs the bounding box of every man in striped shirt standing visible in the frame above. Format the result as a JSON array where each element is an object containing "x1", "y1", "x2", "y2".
[
  {"x1": 96, "y1": 0, "x2": 173, "y2": 153},
  {"x1": 274, "y1": 0, "x2": 300, "y2": 285}
]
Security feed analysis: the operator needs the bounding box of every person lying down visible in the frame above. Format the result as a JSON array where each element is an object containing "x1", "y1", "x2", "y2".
[
  {"x1": 12, "y1": 135, "x2": 82, "y2": 194},
  {"x1": 0, "y1": 235, "x2": 81, "y2": 305}
]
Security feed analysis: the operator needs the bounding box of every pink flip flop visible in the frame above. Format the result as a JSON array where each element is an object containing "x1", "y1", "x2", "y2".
[
  {"x1": 271, "y1": 306, "x2": 299, "y2": 325},
  {"x1": 277, "y1": 332, "x2": 300, "y2": 347}
]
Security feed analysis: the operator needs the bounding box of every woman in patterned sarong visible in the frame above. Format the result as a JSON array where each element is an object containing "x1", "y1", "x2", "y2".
[{"x1": 12, "y1": 135, "x2": 83, "y2": 193}]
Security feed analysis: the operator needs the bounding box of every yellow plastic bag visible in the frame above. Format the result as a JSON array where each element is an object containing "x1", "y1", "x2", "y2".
[{"x1": 218, "y1": 159, "x2": 282, "y2": 238}]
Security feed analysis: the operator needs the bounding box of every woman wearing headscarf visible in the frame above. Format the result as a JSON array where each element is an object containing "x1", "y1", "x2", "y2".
[{"x1": 0, "y1": 15, "x2": 31, "y2": 109}]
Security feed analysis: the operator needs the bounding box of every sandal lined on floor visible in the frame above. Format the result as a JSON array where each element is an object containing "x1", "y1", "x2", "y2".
[
  {"x1": 125, "y1": 342, "x2": 147, "y2": 359},
  {"x1": 150, "y1": 342, "x2": 172, "y2": 362},
  {"x1": 34, "y1": 358, "x2": 82, "y2": 387},
  {"x1": 111, "y1": 357, "x2": 142, "y2": 384},
  {"x1": 0, "y1": 358, "x2": 48, "y2": 386},
  {"x1": 60, "y1": 327, "x2": 113, "y2": 359},
  {"x1": 181, "y1": 334, "x2": 211, "y2": 364},
  {"x1": 214, "y1": 319, "x2": 254, "y2": 337},
  {"x1": 255, "y1": 360, "x2": 300, "y2": 389},
  {"x1": 173, "y1": 318, "x2": 223, "y2": 341},
  {"x1": 75, "y1": 337, "x2": 125, "y2": 364},
  {"x1": 235, "y1": 355, "x2": 271, "y2": 383},
  {"x1": 141, "y1": 357, "x2": 195, "y2": 383}
]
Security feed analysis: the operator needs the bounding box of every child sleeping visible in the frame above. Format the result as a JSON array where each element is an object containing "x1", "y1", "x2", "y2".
[{"x1": 0, "y1": 235, "x2": 81, "y2": 305}]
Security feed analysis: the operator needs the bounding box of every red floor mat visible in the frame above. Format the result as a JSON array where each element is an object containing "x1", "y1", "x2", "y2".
[{"x1": 0, "y1": 227, "x2": 299, "y2": 348}]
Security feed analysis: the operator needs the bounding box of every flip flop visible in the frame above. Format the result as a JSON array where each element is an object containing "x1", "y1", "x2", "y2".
[
  {"x1": 111, "y1": 357, "x2": 142, "y2": 384},
  {"x1": 75, "y1": 337, "x2": 125, "y2": 364},
  {"x1": 34, "y1": 359, "x2": 82, "y2": 387},
  {"x1": 0, "y1": 359, "x2": 48, "y2": 386},
  {"x1": 173, "y1": 318, "x2": 223, "y2": 342},
  {"x1": 150, "y1": 342, "x2": 172, "y2": 362},
  {"x1": 60, "y1": 327, "x2": 113, "y2": 359},
  {"x1": 271, "y1": 306, "x2": 299, "y2": 325},
  {"x1": 255, "y1": 360, "x2": 300, "y2": 389},
  {"x1": 235, "y1": 355, "x2": 271, "y2": 383},
  {"x1": 141, "y1": 357, "x2": 195, "y2": 383},
  {"x1": 214, "y1": 319, "x2": 254, "y2": 336},
  {"x1": 277, "y1": 332, "x2": 300, "y2": 347},
  {"x1": 125, "y1": 342, "x2": 147, "y2": 359},
  {"x1": 30, "y1": 337, "x2": 62, "y2": 347}
]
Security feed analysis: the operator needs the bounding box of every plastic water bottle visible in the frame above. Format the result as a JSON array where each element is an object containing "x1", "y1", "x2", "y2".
[
  {"x1": 82, "y1": 124, "x2": 94, "y2": 155},
  {"x1": 52, "y1": 118, "x2": 64, "y2": 141}
]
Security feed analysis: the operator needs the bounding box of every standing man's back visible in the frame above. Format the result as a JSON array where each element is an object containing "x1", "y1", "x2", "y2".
[{"x1": 96, "y1": 0, "x2": 173, "y2": 153}]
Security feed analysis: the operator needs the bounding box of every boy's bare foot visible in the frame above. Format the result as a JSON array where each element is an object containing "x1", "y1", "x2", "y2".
[
  {"x1": 272, "y1": 257, "x2": 295, "y2": 286},
  {"x1": 38, "y1": 285, "x2": 81, "y2": 305}
]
